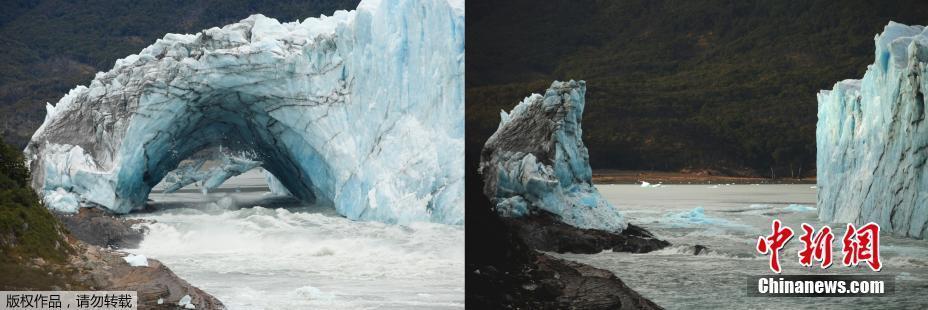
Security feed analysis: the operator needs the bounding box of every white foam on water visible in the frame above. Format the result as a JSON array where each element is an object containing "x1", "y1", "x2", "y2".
[
  {"x1": 128, "y1": 173, "x2": 464, "y2": 309},
  {"x1": 294, "y1": 286, "x2": 336, "y2": 302},
  {"x1": 643, "y1": 245, "x2": 762, "y2": 261},
  {"x1": 557, "y1": 184, "x2": 928, "y2": 309}
]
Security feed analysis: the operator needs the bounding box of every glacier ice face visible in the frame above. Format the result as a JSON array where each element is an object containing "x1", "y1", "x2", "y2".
[
  {"x1": 817, "y1": 22, "x2": 928, "y2": 239},
  {"x1": 479, "y1": 80, "x2": 627, "y2": 232},
  {"x1": 24, "y1": 0, "x2": 464, "y2": 225}
]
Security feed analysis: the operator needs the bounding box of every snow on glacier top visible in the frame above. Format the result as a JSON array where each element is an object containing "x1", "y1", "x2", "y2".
[{"x1": 876, "y1": 21, "x2": 928, "y2": 71}]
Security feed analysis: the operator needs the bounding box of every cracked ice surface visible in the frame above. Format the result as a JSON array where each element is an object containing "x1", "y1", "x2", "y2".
[
  {"x1": 817, "y1": 22, "x2": 928, "y2": 239},
  {"x1": 479, "y1": 80, "x2": 627, "y2": 232},
  {"x1": 24, "y1": 0, "x2": 464, "y2": 225}
]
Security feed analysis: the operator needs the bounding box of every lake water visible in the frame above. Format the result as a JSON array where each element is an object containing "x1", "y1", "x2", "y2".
[
  {"x1": 553, "y1": 184, "x2": 928, "y2": 309},
  {"x1": 126, "y1": 170, "x2": 465, "y2": 309}
]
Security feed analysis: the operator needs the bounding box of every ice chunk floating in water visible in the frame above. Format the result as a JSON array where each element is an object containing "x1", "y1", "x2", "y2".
[
  {"x1": 659, "y1": 207, "x2": 745, "y2": 228},
  {"x1": 480, "y1": 80, "x2": 626, "y2": 232},
  {"x1": 783, "y1": 204, "x2": 816, "y2": 213},
  {"x1": 641, "y1": 181, "x2": 662, "y2": 188},
  {"x1": 24, "y1": 0, "x2": 464, "y2": 225},
  {"x1": 817, "y1": 22, "x2": 928, "y2": 239}
]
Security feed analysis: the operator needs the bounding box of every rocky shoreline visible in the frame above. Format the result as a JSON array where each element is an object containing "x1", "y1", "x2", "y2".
[
  {"x1": 66, "y1": 240, "x2": 224, "y2": 310},
  {"x1": 504, "y1": 211, "x2": 669, "y2": 254},
  {"x1": 54, "y1": 208, "x2": 147, "y2": 249},
  {"x1": 467, "y1": 209, "x2": 667, "y2": 309},
  {"x1": 29, "y1": 208, "x2": 225, "y2": 310},
  {"x1": 466, "y1": 165, "x2": 668, "y2": 309}
]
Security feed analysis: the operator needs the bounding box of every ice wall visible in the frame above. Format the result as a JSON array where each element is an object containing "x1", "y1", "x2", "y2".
[
  {"x1": 817, "y1": 22, "x2": 928, "y2": 239},
  {"x1": 24, "y1": 0, "x2": 464, "y2": 225},
  {"x1": 480, "y1": 80, "x2": 627, "y2": 232}
]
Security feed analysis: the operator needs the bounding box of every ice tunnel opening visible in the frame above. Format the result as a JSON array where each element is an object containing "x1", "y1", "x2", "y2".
[
  {"x1": 114, "y1": 91, "x2": 334, "y2": 213},
  {"x1": 151, "y1": 146, "x2": 289, "y2": 196}
]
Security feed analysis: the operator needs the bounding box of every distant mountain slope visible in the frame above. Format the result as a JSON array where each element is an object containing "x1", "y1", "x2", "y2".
[
  {"x1": 0, "y1": 0, "x2": 359, "y2": 148},
  {"x1": 467, "y1": 0, "x2": 928, "y2": 177}
]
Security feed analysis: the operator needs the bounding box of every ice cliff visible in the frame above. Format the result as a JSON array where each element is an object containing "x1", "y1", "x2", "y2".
[
  {"x1": 817, "y1": 22, "x2": 928, "y2": 239},
  {"x1": 480, "y1": 80, "x2": 627, "y2": 232},
  {"x1": 24, "y1": 0, "x2": 465, "y2": 225}
]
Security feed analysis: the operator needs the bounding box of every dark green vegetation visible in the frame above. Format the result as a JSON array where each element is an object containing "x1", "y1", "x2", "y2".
[
  {"x1": 467, "y1": 0, "x2": 928, "y2": 177},
  {"x1": 0, "y1": 137, "x2": 72, "y2": 264},
  {"x1": 0, "y1": 137, "x2": 84, "y2": 289},
  {"x1": 0, "y1": 0, "x2": 360, "y2": 148}
]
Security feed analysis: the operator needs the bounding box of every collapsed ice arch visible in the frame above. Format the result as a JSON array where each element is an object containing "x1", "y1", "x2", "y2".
[
  {"x1": 817, "y1": 22, "x2": 928, "y2": 239},
  {"x1": 479, "y1": 80, "x2": 627, "y2": 232},
  {"x1": 23, "y1": 0, "x2": 465, "y2": 225}
]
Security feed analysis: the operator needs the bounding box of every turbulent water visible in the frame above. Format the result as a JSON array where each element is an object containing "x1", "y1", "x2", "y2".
[
  {"x1": 126, "y1": 170, "x2": 464, "y2": 309},
  {"x1": 554, "y1": 184, "x2": 928, "y2": 309}
]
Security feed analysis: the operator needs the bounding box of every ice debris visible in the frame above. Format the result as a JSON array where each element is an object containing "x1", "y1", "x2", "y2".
[{"x1": 122, "y1": 254, "x2": 148, "y2": 267}]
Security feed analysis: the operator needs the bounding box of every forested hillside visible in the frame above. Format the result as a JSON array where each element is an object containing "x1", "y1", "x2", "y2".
[{"x1": 467, "y1": 0, "x2": 928, "y2": 177}]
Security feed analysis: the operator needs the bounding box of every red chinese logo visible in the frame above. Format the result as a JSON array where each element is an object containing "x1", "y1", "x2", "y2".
[
  {"x1": 842, "y1": 223, "x2": 882, "y2": 271},
  {"x1": 756, "y1": 220, "x2": 881, "y2": 273},
  {"x1": 797, "y1": 223, "x2": 834, "y2": 268},
  {"x1": 756, "y1": 219, "x2": 794, "y2": 273}
]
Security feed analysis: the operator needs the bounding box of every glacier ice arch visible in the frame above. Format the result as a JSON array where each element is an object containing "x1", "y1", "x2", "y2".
[{"x1": 24, "y1": 0, "x2": 465, "y2": 225}]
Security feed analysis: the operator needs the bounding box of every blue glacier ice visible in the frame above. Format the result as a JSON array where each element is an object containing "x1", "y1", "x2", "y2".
[
  {"x1": 263, "y1": 169, "x2": 292, "y2": 196},
  {"x1": 661, "y1": 207, "x2": 737, "y2": 227},
  {"x1": 817, "y1": 22, "x2": 928, "y2": 239},
  {"x1": 783, "y1": 204, "x2": 816, "y2": 213},
  {"x1": 159, "y1": 146, "x2": 261, "y2": 194},
  {"x1": 480, "y1": 80, "x2": 627, "y2": 232},
  {"x1": 24, "y1": 0, "x2": 464, "y2": 225}
]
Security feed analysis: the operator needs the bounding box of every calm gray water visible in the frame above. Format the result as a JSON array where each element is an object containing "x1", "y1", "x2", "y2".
[
  {"x1": 126, "y1": 170, "x2": 464, "y2": 309},
  {"x1": 553, "y1": 184, "x2": 928, "y2": 309}
]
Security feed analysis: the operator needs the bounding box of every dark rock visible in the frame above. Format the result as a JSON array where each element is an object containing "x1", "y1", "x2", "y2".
[
  {"x1": 54, "y1": 207, "x2": 147, "y2": 249},
  {"x1": 466, "y1": 162, "x2": 664, "y2": 309},
  {"x1": 538, "y1": 254, "x2": 662, "y2": 309},
  {"x1": 692, "y1": 245, "x2": 708, "y2": 256},
  {"x1": 468, "y1": 234, "x2": 663, "y2": 310},
  {"x1": 504, "y1": 211, "x2": 670, "y2": 254}
]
